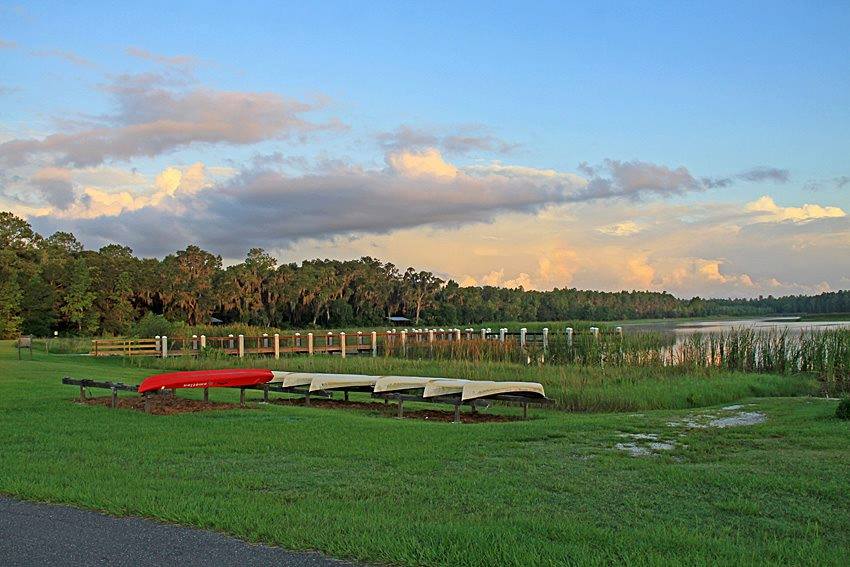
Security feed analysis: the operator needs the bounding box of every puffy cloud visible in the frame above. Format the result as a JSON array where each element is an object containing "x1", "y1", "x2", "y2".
[
  {"x1": 387, "y1": 148, "x2": 458, "y2": 178},
  {"x1": 30, "y1": 167, "x2": 75, "y2": 209},
  {"x1": 0, "y1": 74, "x2": 338, "y2": 167},
  {"x1": 576, "y1": 159, "x2": 704, "y2": 201},
  {"x1": 744, "y1": 195, "x2": 846, "y2": 222}
]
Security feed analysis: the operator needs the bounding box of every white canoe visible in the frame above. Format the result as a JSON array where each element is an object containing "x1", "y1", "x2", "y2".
[
  {"x1": 308, "y1": 373, "x2": 381, "y2": 392},
  {"x1": 373, "y1": 375, "x2": 443, "y2": 394},
  {"x1": 460, "y1": 381, "x2": 546, "y2": 402},
  {"x1": 422, "y1": 379, "x2": 471, "y2": 398},
  {"x1": 270, "y1": 371, "x2": 317, "y2": 389}
]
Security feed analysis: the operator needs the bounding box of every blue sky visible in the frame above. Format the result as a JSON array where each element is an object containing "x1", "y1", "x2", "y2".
[{"x1": 1, "y1": 1, "x2": 849, "y2": 297}]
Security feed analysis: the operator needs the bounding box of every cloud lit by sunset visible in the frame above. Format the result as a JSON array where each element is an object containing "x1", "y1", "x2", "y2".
[{"x1": 1, "y1": 3, "x2": 848, "y2": 299}]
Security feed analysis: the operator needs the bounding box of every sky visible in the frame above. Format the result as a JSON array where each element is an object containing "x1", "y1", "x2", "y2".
[{"x1": 1, "y1": 1, "x2": 849, "y2": 298}]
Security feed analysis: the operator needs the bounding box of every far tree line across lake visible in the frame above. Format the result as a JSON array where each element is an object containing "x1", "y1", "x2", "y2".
[{"x1": 2, "y1": 211, "x2": 850, "y2": 338}]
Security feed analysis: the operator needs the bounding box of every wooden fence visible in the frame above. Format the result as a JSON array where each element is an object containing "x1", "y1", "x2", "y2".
[{"x1": 90, "y1": 326, "x2": 620, "y2": 358}]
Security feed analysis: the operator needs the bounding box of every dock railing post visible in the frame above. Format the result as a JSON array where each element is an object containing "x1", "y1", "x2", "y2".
[
  {"x1": 340, "y1": 332, "x2": 346, "y2": 358},
  {"x1": 238, "y1": 334, "x2": 244, "y2": 358},
  {"x1": 161, "y1": 335, "x2": 168, "y2": 358},
  {"x1": 400, "y1": 330, "x2": 406, "y2": 357},
  {"x1": 192, "y1": 334, "x2": 198, "y2": 350},
  {"x1": 480, "y1": 328, "x2": 486, "y2": 340},
  {"x1": 520, "y1": 328, "x2": 527, "y2": 348},
  {"x1": 542, "y1": 328, "x2": 549, "y2": 353},
  {"x1": 307, "y1": 332, "x2": 314, "y2": 355},
  {"x1": 590, "y1": 327, "x2": 599, "y2": 341},
  {"x1": 371, "y1": 331, "x2": 377, "y2": 357},
  {"x1": 499, "y1": 328, "x2": 506, "y2": 342},
  {"x1": 200, "y1": 334, "x2": 206, "y2": 350},
  {"x1": 155, "y1": 335, "x2": 161, "y2": 354},
  {"x1": 455, "y1": 328, "x2": 461, "y2": 341},
  {"x1": 274, "y1": 333, "x2": 280, "y2": 359},
  {"x1": 262, "y1": 333, "x2": 269, "y2": 349},
  {"x1": 566, "y1": 327, "x2": 573, "y2": 347}
]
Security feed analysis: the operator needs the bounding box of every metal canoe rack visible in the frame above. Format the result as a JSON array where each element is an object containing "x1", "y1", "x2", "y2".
[
  {"x1": 62, "y1": 377, "x2": 139, "y2": 408},
  {"x1": 371, "y1": 391, "x2": 553, "y2": 422}
]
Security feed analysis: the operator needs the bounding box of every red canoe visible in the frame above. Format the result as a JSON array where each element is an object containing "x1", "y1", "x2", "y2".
[{"x1": 137, "y1": 369, "x2": 274, "y2": 394}]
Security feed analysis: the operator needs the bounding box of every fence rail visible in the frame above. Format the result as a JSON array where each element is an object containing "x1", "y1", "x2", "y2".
[{"x1": 89, "y1": 326, "x2": 619, "y2": 359}]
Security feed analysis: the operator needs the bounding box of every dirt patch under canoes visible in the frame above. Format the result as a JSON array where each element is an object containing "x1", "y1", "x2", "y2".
[
  {"x1": 269, "y1": 397, "x2": 517, "y2": 423},
  {"x1": 79, "y1": 396, "x2": 244, "y2": 415},
  {"x1": 77, "y1": 394, "x2": 517, "y2": 422}
]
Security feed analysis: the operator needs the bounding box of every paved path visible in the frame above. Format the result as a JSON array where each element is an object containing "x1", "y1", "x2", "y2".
[{"x1": 0, "y1": 497, "x2": 360, "y2": 566}]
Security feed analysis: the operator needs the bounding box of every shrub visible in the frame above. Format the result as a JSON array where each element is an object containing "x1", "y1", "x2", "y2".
[
  {"x1": 132, "y1": 313, "x2": 178, "y2": 338},
  {"x1": 836, "y1": 397, "x2": 850, "y2": 420}
]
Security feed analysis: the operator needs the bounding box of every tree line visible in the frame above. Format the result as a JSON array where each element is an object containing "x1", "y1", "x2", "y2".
[{"x1": 1, "y1": 211, "x2": 848, "y2": 338}]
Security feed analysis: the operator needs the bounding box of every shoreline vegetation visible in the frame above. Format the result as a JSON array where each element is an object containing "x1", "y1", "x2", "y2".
[{"x1": 3, "y1": 212, "x2": 850, "y2": 340}]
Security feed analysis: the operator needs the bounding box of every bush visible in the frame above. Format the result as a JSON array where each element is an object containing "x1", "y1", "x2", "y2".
[
  {"x1": 836, "y1": 397, "x2": 850, "y2": 420},
  {"x1": 132, "y1": 313, "x2": 179, "y2": 338}
]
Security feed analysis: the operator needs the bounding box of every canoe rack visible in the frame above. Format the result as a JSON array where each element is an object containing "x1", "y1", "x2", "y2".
[
  {"x1": 372, "y1": 391, "x2": 553, "y2": 422},
  {"x1": 62, "y1": 376, "x2": 552, "y2": 421},
  {"x1": 62, "y1": 376, "x2": 329, "y2": 413}
]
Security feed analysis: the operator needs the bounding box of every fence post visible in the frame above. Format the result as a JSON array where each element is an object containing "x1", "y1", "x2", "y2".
[
  {"x1": 499, "y1": 328, "x2": 506, "y2": 342},
  {"x1": 454, "y1": 328, "x2": 461, "y2": 341},
  {"x1": 340, "y1": 332, "x2": 346, "y2": 358},
  {"x1": 200, "y1": 334, "x2": 206, "y2": 349},
  {"x1": 371, "y1": 331, "x2": 377, "y2": 357},
  {"x1": 590, "y1": 327, "x2": 599, "y2": 341},
  {"x1": 274, "y1": 333, "x2": 280, "y2": 359},
  {"x1": 542, "y1": 328, "x2": 549, "y2": 353},
  {"x1": 357, "y1": 331, "x2": 363, "y2": 346},
  {"x1": 307, "y1": 332, "x2": 314, "y2": 355},
  {"x1": 400, "y1": 329, "x2": 407, "y2": 357},
  {"x1": 228, "y1": 334, "x2": 234, "y2": 350},
  {"x1": 520, "y1": 328, "x2": 527, "y2": 347},
  {"x1": 262, "y1": 333, "x2": 269, "y2": 348},
  {"x1": 566, "y1": 327, "x2": 574, "y2": 347},
  {"x1": 155, "y1": 335, "x2": 161, "y2": 354},
  {"x1": 192, "y1": 334, "x2": 198, "y2": 350},
  {"x1": 237, "y1": 334, "x2": 245, "y2": 357},
  {"x1": 480, "y1": 328, "x2": 487, "y2": 340},
  {"x1": 615, "y1": 326, "x2": 623, "y2": 336},
  {"x1": 428, "y1": 329, "x2": 435, "y2": 343},
  {"x1": 161, "y1": 335, "x2": 168, "y2": 358}
]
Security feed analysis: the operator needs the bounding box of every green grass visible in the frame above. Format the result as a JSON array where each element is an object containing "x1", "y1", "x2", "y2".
[
  {"x1": 1, "y1": 342, "x2": 848, "y2": 565},
  {"x1": 124, "y1": 352, "x2": 819, "y2": 412}
]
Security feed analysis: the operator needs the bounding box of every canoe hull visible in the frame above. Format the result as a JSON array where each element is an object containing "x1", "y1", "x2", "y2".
[{"x1": 138, "y1": 369, "x2": 274, "y2": 393}]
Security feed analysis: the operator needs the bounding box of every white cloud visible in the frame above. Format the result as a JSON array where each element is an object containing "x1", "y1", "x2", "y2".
[{"x1": 744, "y1": 195, "x2": 846, "y2": 223}]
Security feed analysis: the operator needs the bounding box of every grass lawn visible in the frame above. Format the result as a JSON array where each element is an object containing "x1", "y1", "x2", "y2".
[{"x1": 1, "y1": 342, "x2": 848, "y2": 565}]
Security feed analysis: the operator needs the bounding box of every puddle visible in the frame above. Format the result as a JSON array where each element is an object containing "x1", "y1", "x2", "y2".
[
  {"x1": 667, "y1": 406, "x2": 766, "y2": 430},
  {"x1": 709, "y1": 412, "x2": 766, "y2": 428},
  {"x1": 615, "y1": 433, "x2": 678, "y2": 457}
]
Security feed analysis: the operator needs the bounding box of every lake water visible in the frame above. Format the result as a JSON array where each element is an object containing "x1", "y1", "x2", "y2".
[{"x1": 621, "y1": 317, "x2": 850, "y2": 336}]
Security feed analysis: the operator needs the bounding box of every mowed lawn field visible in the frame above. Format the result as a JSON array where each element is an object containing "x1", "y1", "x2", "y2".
[{"x1": 1, "y1": 342, "x2": 848, "y2": 565}]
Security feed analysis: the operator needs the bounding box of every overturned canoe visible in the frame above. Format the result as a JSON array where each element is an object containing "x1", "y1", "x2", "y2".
[
  {"x1": 373, "y1": 375, "x2": 441, "y2": 394},
  {"x1": 308, "y1": 374, "x2": 380, "y2": 392},
  {"x1": 422, "y1": 379, "x2": 471, "y2": 399},
  {"x1": 137, "y1": 369, "x2": 274, "y2": 394},
  {"x1": 269, "y1": 371, "x2": 314, "y2": 389},
  {"x1": 460, "y1": 381, "x2": 546, "y2": 402}
]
